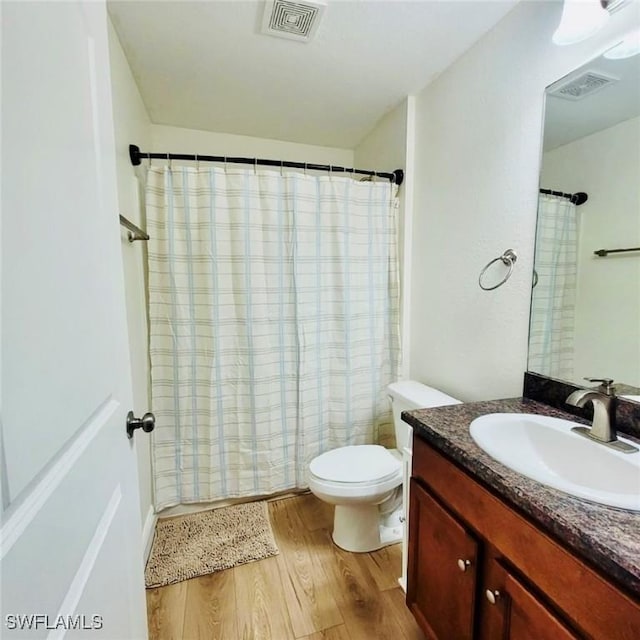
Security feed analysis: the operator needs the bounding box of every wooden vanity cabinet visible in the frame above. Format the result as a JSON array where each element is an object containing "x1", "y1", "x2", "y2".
[{"x1": 407, "y1": 436, "x2": 640, "y2": 640}]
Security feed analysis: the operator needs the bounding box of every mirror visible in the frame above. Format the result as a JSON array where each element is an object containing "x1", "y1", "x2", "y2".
[{"x1": 528, "y1": 47, "x2": 640, "y2": 399}]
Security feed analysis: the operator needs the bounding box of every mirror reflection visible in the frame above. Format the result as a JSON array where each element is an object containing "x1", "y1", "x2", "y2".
[{"x1": 528, "y1": 49, "x2": 640, "y2": 397}]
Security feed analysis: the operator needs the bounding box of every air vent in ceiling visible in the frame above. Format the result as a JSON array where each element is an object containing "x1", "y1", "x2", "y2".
[
  {"x1": 261, "y1": 0, "x2": 326, "y2": 42},
  {"x1": 548, "y1": 70, "x2": 619, "y2": 101}
]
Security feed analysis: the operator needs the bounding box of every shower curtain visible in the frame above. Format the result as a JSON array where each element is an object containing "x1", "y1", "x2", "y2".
[
  {"x1": 146, "y1": 166, "x2": 400, "y2": 509},
  {"x1": 528, "y1": 193, "x2": 578, "y2": 380}
]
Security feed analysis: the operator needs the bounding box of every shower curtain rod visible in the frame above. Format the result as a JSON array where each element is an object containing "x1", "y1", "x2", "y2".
[
  {"x1": 539, "y1": 188, "x2": 588, "y2": 206},
  {"x1": 129, "y1": 144, "x2": 404, "y2": 185}
]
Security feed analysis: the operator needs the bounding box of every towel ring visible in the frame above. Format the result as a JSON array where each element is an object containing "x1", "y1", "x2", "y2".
[{"x1": 479, "y1": 249, "x2": 517, "y2": 291}]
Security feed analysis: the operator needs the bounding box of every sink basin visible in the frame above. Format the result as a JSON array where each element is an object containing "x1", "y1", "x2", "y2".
[
  {"x1": 622, "y1": 395, "x2": 640, "y2": 403},
  {"x1": 469, "y1": 413, "x2": 640, "y2": 511}
]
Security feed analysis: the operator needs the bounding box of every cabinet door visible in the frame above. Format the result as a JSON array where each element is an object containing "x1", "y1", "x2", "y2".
[
  {"x1": 504, "y1": 572, "x2": 579, "y2": 640},
  {"x1": 407, "y1": 479, "x2": 479, "y2": 640},
  {"x1": 481, "y1": 559, "x2": 579, "y2": 640}
]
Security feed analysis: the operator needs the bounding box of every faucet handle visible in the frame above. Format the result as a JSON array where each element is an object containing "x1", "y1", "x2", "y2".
[{"x1": 584, "y1": 378, "x2": 616, "y2": 395}]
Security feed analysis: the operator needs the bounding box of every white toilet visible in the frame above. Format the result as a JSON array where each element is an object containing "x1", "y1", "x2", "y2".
[{"x1": 307, "y1": 380, "x2": 460, "y2": 553}]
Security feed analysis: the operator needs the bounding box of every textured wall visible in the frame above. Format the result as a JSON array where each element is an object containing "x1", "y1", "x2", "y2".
[{"x1": 409, "y1": 1, "x2": 639, "y2": 401}]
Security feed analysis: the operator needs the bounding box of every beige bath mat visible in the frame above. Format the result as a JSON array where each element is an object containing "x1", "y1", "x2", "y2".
[{"x1": 145, "y1": 500, "x2": 279, "y2": 588}]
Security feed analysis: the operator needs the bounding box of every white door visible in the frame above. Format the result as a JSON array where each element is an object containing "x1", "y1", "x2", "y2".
[{"x1": 1, "y1": 2, "x2": 148, "y2": 638}]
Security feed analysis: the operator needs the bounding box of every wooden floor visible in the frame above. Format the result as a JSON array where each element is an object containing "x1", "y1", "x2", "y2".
[{"x1": 147, "y1": 493, "x2": 425, "y2": 640}]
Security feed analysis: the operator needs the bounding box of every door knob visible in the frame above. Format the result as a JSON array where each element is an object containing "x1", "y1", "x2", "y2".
[{"x1": 126, "y1": 411, "x2": 155, "y2": 439}]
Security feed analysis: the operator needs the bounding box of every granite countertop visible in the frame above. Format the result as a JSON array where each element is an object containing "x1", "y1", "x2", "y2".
[{"x1": 403, "y1": 397, "x2": 640, "y2": 598}]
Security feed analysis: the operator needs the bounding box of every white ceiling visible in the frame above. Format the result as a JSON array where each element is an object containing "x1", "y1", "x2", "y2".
[
  {"x1": 108, "y1": 0, "x2": 519, "y2": 149},
  {"x1": 544, "y1": 52, "x2": 640, "y2": 150}
]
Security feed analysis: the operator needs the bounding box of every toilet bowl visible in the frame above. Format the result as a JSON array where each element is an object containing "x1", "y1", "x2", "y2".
[
  {"x1": 307, "y1": 380, "x2": 460, "y2": 553},
  {"x1": 308, "y1": 445, "x2": 403, "y2": 552}
]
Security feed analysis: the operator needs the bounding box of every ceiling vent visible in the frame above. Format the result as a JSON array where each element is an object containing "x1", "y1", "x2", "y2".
[
  {"x1": 548, "y1": 70, "x2": 619, "y2": 101},
  {"x1": 261, "y1": 0, "x2": 326, "y2": 42}
]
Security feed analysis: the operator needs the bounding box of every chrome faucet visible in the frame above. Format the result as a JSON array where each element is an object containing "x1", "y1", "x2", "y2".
[{"x1": 566, "y1": 378, "x2": 638, "y2": 453}]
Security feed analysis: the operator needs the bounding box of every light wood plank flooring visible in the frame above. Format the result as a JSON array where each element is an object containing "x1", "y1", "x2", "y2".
[{"x1": 147, "y1": 494, "x2": 425, "y2": 640}]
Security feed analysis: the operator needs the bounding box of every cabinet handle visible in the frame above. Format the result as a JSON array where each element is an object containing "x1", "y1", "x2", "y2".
[
  {"x1": 457, "y1": 559, "x2": 471, "y2": 572},
  {"x1": 399, "y1": 515, "x2": 406, "y2": 523},
  {"x1": 485, "y1": 589, "x2": 501, "y2": 605}
]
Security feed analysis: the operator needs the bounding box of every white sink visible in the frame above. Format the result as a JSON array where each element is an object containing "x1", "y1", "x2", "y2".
[
  {"x1": 469, "y1": 413, "x2": 640, "y2": 511},
  {"x1": 622, "y1": 395, "x2": 640, "y2": 403}
]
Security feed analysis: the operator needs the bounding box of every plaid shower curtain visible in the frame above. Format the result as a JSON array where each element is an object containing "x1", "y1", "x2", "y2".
[
  {"x1": 146, "y1": 165, "x2": 400, "y2": 509},
  {"x1": 528, "y1": 193, "x2": 578, "y2": 380}
]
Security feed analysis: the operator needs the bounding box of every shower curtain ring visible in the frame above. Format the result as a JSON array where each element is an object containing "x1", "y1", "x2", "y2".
[
  {"x1": 195, "y1": 154, "x2": 200, "y2": 171},
  {"x1": 280, "y1": 160, "x2": 284, "y2": 177},
  {"x1": 224, "y1": 156, "x2": 228, "y2": 173},
  {"x1": 304, "y1": 163, "x2": 307, "y2": 176},
  {"x1": 254, "y1": 158, "x2": 258, "y2": 175},
  {"x1": 166, "y1": 153, "x2": 172, "y2": 170}
]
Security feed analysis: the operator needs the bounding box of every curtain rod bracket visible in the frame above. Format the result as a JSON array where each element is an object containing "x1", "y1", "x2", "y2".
[{"x1": 130, "y1": 144, "x2": 142, "y2": 166}]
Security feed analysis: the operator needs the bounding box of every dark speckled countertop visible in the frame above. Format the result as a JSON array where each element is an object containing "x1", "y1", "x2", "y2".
[{"x1": 403, "y1": 398, "x2": 640, "y2": 598}]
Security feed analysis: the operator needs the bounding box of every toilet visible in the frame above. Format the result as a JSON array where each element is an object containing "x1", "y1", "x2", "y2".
[{"x1": 307, "y1": 380, "x2": 461, "y2": 553}]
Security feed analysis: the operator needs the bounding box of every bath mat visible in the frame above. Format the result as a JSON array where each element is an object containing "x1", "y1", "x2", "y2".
[{"x1": 145, "y1": 501, "x2": 279, "y2": 588}]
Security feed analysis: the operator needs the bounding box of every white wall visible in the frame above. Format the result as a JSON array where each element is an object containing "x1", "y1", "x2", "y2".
[
  {"x1": 541, "y1": 116, "x2": 640, "y2": 386},
  {"x1": 409, "y1": 1, "x2": 639, "y2": 401},
  {"x1": 150, "y1": 125, "x2": 353, "y2": 168},
  {"x1": 108, "y1": 20, "x2": 154, "y2": 533},
  {"x1": 354, "y1": 97, "x2": 415, "y2": 377}
]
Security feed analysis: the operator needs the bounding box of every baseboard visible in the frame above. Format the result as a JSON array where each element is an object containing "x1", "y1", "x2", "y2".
[{"x1": 141, "y1": 506, "x2": 157, "y2": 565}]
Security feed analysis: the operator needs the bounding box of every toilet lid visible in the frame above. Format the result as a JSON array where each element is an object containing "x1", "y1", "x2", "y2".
[{"x1": 309, "y1": 445, "x2": 401, "y2": 483}]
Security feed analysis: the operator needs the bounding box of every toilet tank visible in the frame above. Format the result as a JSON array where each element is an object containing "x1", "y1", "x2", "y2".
[{"x1": 387, "y1": 380, "x2": 460, "y2": 451}]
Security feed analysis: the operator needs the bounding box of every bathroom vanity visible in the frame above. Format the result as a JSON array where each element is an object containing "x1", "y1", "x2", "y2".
[{"x1": 403, "y1": 398, "x2": 640, "y2": 640}]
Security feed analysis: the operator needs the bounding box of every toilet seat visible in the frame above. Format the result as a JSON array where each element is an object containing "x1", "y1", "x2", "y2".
[
  {"x1": 309, "y1": 445, "x2": 401, "y2": 484},
  {"x1": 308, "y1": 445, "x2": 402, "y2": 500}
]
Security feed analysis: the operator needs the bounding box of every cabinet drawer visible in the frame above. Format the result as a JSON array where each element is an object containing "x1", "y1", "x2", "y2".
[{"x1": 412, "y1": 436, "x2": 640, "y2": 640}]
